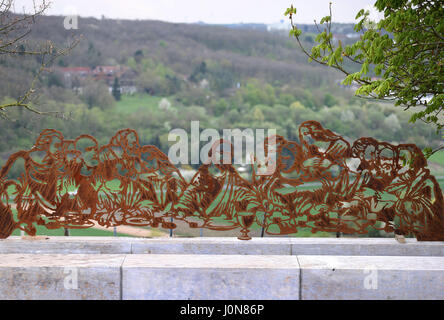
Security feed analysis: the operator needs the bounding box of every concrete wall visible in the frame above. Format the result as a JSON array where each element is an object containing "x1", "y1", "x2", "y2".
[
  {"x1": 298, "y1": 255, "x2": 444, "y2": 300},
  {"x1": 122, "y1": 254, "x2": 300, "y2": 300},
  {"x1": 2, "y1": 236, "x2": 444, "y2": 256},
  {"x1": 0, "y1": 237, "x2": 443, "y2": 300},
  {"x1": 0, "y1": 254, "x2": 125, "y2": 300}
]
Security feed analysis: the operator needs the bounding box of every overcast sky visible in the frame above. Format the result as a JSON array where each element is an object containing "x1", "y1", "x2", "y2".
[{"x1": 13, "y1": 0, "x2": 379, "y2": 24}]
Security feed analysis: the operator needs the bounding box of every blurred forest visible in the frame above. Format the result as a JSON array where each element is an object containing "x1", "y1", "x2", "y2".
[{"x1": 0, "y1": 14, "x2": 441, "y2": 177}]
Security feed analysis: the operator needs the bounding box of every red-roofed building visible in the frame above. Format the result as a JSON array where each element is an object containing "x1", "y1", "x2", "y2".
[
  {"x1": 56, "y1": 65, "x2": 137, "y2": 94},
  {"x1": 92, "y1": 66, "x2": 127, "y2": 84}
]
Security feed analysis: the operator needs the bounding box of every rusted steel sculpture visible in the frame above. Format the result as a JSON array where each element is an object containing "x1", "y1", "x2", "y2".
[{"x1": 1, "y1": 121, "x2": 443, "y2": 240}]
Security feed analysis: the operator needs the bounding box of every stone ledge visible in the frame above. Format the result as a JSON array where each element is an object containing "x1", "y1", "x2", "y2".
[
  {"x1": 298, "y1": 255, "x2": 444, "y2": 300},
  {"x1": 0, "y1": 236, "x2": 134, "y2": 254},
  {"x1": 1, "y1": 236, "x2": 444, "y2": 256},
  {"x1": 130, "y1": 237, "x2": 292, "y2": 255},
  {"x1": 0, "y1": 253, "x2": 443, "y2": 299},
  {"x1": 0, "y1": 254, "x2": 125, "y2": 300},
  {"x1": 122, "y1": 254, "x2": 300, "y2": 300},
  {"x1": 289, "y1": 238, "x2": 444, "y2": 256}
]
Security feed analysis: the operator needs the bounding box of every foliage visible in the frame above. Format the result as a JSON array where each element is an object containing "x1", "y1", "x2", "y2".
[
  {"x1": 112, "y1": 77, "x2": 121, "y2": 101},
  {"x1": 286, "y1": 1, "x2": 444, "y2": 132},
  {"x1": 81, "y1": 80, "x2": 115, "y2": 110},
  {"x1": 0, "y1": 0, "x2": 78, "y2": 118}
]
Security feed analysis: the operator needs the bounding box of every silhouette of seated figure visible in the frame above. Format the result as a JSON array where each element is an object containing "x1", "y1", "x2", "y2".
[
  {"x1": 133, "y1": 144, "x2": 187, "y2": 229},
  {"x1": 348, "y1": 138, "x2": 405, "y2": 234},
  {"x1": 247, "y1": 134, "x2": 305, "y2": 235},
  {"x1": 174, "y1": 139, "x2": 253, "y2": 230},
  {"x1": 51, "y1": 135, "x2": 100, "y2": 229},
  {"x1": 294, "y1": 122, "x2": 355, "y2": 234},
  {"x1": 93, "y1": 129, "x2": 148, "y2": 227},
  {"x1": 382, "y1": 144, "x2": 444, "y2": 240},
  {"x1": 0, "y1": 130, "x2": 66, "y2": 236}
]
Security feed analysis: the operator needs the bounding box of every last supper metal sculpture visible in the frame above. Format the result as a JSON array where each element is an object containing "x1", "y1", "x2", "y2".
[{"x1": 1, "y1": 121, "x2": 443, "y2": 240}]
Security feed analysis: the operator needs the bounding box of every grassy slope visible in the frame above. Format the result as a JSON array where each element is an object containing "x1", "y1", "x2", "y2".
[
  {"x1": 429, "y1": 150, "x2": 444, "y2": 167},
  {"x1": 115, "y1": 95, "x2": 162, "y2": 115}
]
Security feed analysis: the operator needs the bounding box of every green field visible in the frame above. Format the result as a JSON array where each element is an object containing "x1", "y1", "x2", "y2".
[
  {"x1": 429, "y1": 150, "x2": 444, "y2": 167},
  {"x1": 427, "y1": 150, "x2": 444, "y2": 189},
  {"x1": 115, "y1": 94, "x2": 163, "y2": 115}
]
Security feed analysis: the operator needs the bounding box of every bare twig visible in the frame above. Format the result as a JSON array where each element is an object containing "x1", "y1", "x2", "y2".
[{"x1": 0, "y1": 0, "x2": 80, "y2": 118}]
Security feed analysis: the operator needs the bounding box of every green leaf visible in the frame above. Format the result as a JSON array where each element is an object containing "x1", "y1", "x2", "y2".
[{"x1": 355, "y1": 9, "x2": 365, "y2": 20}]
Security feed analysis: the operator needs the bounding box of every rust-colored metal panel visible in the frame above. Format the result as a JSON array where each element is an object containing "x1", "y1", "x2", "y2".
[{"x1": 0, "y1": 121, "x2": 443, "y2": 240}]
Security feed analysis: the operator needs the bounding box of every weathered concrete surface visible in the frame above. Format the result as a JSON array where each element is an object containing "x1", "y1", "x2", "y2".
[
  {"x1": 122, "y1": 254, "x2": 300, "y2": 300},
  {"x1": 0, "y1": 236, "x2": 134, "y2": 254},
  {"x1": 298, "y1": 255, "x2": 444, "y2": 300},
  {"x1": 2, "y1": 236, "x2": 444, "y2": 256},
  {"x1": 131, "y1": 237, "x2": 292, "y2": 255},
  {"x1": 0, "y1": 254, "x2": 125, "y2": 299},
  {"x1": 0, "y1": 252, "x2": 443, "y2": 300},
  {"x1": 290, "y1": 238, "x2": 444, "y2": 256}
]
